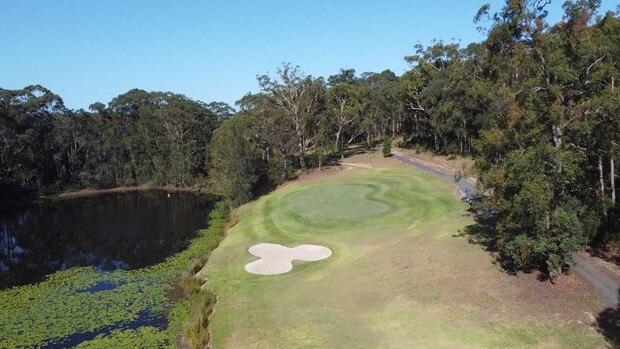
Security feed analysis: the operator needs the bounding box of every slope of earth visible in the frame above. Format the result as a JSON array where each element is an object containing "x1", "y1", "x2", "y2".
[{"x1": 201, "y1": 153, "x2": 608, "y2": 349}]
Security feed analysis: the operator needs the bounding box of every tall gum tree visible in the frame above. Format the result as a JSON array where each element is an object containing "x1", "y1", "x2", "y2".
[
  {"x1": 257, "y1": 64, "x2": 325, "y2": 170},
  {"x1": 326, "y1": 81, "x2": 365, "y2": 159},
  {"x1": 474, "y1": 0, "x2": 597, "y2": 277}
]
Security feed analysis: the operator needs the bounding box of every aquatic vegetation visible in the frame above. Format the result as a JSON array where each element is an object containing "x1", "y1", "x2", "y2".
[{"x1": 0, "y1": 202, "x2": 229, "y2": 348}]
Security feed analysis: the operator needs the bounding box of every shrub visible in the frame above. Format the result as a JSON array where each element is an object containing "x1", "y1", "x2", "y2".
[
  {"x1": 382, "y1": 137, "x2": 392, "y2": 157},
  {"x1": 414, "y1": 144, "x2": 425, "y2": 154}
]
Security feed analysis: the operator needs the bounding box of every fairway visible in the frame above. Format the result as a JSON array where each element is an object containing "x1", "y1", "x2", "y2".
[{"x1": 201, "y1": 154, "x2": 607, "y2": 349}]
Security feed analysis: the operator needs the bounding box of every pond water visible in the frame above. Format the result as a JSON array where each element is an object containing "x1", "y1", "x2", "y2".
[{"x1": 0, "y1": 190, "x2": 214, "y2": 289}]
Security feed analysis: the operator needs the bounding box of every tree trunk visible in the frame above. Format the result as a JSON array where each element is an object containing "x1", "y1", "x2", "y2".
[
  {"x1": 599, "y1": 155, "x2": 605, "y2": 201},
  {"x1": 298, "y1": 135, "x2": 307, "y2": 170},
  {"x1": 299, "y1": 152, "x2": 306, "y2": 170},
  {"x1": 552, "y1": 125, "x2": 562, "y2": 148},
  {"x1": 335, "y1": 128, "x2": 342, "y2": 160},
  {"x1": 552, "y1": 125, "x2": 563, "y2": 173},
  {"x1": 611, "y1": 157, "x2": 616, "y2": 204}
]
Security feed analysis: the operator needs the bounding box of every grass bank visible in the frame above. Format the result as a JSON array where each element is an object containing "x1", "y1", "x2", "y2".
[{"x1": 202, "y1": 153, "x2": 608, "y2": 348}]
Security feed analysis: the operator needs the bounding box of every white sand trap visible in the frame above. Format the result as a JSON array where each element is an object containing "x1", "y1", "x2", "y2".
[{"x1": 244, "y1": 243, "x2": 332, "y2": 275}]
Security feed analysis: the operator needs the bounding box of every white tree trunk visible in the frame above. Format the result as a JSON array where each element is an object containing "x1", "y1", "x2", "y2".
[
  {"x1": 599, "y1": 155, "x2": 605, "y2": 201},
  {"x1": 611, "y1": 157, "x2": 616, "y2": 204}
]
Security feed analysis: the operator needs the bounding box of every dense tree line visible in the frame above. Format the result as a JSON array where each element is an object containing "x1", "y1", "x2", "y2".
[
  {"x1": 209, "y1": 65, "x2": 407, "y2": 205},
  {"x1": 2, "y1": 0, "x2": 618, "y2": 277},
  {"x1": 0, "y1": 87, "x2": 227, "y2": 199},
  {"x1": 472, "y1": 0, "x2": 620, "y2": 277}
]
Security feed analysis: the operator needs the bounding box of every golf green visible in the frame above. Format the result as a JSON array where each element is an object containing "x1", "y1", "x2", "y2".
[{"x1": 282, "y1": 183, "x2": 396, "y2": 221}]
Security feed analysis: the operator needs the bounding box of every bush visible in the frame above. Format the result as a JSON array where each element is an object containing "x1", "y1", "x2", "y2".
[
  {"x1": 382, "y1": 137, "x2": 392, "y2": 157},
  {"x1": 414, "y1": 144, "x2": 426, "y2": 154},
  {"x1": 394, "y1": 138, "x2": 406, "y2": 148}
]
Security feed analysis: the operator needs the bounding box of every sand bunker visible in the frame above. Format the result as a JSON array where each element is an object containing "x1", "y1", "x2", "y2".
[{"x1": 244, "y1": 243, "x2": 332, "y2": 275}]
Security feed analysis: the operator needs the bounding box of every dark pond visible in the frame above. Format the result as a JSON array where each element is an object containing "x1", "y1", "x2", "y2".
[{"x1": 0, "y1": 190, "x2": 214, "y2": 289}]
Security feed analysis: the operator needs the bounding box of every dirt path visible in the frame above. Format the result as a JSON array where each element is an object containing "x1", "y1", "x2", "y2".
[
  {"x1": 573, "y1": 253, "x2": 620, "y2": 305},
  {"x1": 392, "y1": 151, "x2": 477, "y2": 201},
  {"x1": 392, "y1": 150, "x2": 620, "y2": 306}
]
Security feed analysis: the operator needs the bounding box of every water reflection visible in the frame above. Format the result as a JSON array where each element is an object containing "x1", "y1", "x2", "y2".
[{"x1": 0, "y1": 191, "x2": 213, "y2": 289}]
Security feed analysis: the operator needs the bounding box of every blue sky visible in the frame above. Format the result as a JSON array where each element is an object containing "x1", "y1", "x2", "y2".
[{"x1": 1, "y1": 0, "x2": 618, "y2": 110}]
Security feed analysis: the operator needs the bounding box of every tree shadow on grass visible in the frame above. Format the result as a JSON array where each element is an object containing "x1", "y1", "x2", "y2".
[
  {"x1": 596, "y1": 288, "x2": 620, "y2": 348},
  {"x1": 454, "y1": 206, "x2": 525, "y2": 276},
  {"x1": 587, "y1": 244, "x2": 620, "y2": 268},
  {"x1": 342, "y1": 144, "x2": 373, "y2": 158},
  {"x1": 456, "y1": 207, "x2": 590, "y2": 283}
]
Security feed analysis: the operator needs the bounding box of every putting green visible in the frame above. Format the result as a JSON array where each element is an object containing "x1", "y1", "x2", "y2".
[
  {"x1": 283, "y1": 183, "x2": 396, "y2": 220},
  {"x1": 202, "y1": 157, "x2": 607, "y2": 349}
]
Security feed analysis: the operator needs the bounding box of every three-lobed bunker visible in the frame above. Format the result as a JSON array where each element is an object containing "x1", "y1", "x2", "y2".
[{"x1": 244, "y1": 243, "x2": 332, "y2": 275}]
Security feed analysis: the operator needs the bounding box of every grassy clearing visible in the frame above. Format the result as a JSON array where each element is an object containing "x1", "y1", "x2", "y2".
[{"x1": 203, "y1": 153, "x2": 608, "y2": 349}]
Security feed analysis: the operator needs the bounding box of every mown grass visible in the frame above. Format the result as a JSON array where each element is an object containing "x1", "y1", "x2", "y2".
[
  {"x1": 202, "y1": 156, "x2": 608, "y2": 349},
  {"x1": 0, "y1": 202, "x2": 229, "y2": 349}
]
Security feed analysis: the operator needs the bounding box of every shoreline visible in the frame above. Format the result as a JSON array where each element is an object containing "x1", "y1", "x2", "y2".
[
  {"x1": 1, "y1": 185, "x2": 213, "y2": 209},
  {"x1": 52, "y1": 185, "x2": 205, "y2": 199}
]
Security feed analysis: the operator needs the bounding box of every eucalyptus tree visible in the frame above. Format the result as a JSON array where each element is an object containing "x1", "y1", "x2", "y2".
[
  {"x1": 206, "y1": 101, "x2": 235, "y2": 122},
  {"x1": 208, "y1": 115, "x2": 261, "y2": 206},
  {"x1": 51, "y1": 109, "x2": 99, "y2": 188},
  {"x1": 257, "y1": 63, "x2": 326, "y2": 169},
  {"x1": 0, "y1": 85, "x2": 64, "y2": 196},
  {"x1": 236, "y1": 92, "x2": 297, "y2": 183},
  {"x1": 403, "y1": 42, "x2": 488, "y2": 154},
  {"x1": 471, "y1": 0, "x2": 620, "y2": 277},
  {"x1": 326, "y1": 80, "x2": 365, "y2": 159},
  {"x1": 358, "y1": 70, "x2": 401, "y2": 144},
  {"x1": 557, "y1": 4, "x2": 620, "y2": 243}
]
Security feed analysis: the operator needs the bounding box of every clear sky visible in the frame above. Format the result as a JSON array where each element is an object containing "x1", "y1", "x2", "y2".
[{"x1": 1, "y1": 0, "x2": 618, "y2": 110}]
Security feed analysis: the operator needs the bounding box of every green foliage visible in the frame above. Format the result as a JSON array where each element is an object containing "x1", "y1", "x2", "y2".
[
  {"x1": 414, "y1": 144, "x2": 426, "y2": 154},
  {"x1": 469, "y1": 2, "x2": 620, "y2": 277},
  {"x1": 0, "y1": 85, "x2": 61, "y2": 197},
  {"x1": 402, "y1": 41, "x2": 493, "y2": 154},
  {"x1": 0, "y1": 202, "x2": 229, "y2": 348},
  {"x1": 182, "y1": 289, "x2": 217, "y2": 349},
  {"x1": 208, "y1": 115, "x2": 261, "y2": 206},
  {"x1": 382, "y1": 136, "x2": 392, "y2": 157},
  {"x1": 1, "y1": 88, "x2": 229, "y2": 200},
  {"x1": 257, "y1": 63, "x2": 326, "y2": 170}
]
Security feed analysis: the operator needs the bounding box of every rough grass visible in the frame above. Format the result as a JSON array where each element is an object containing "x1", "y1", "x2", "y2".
[{"x1": 202, "y1": 154, "x2": 608, "y2": 349}]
